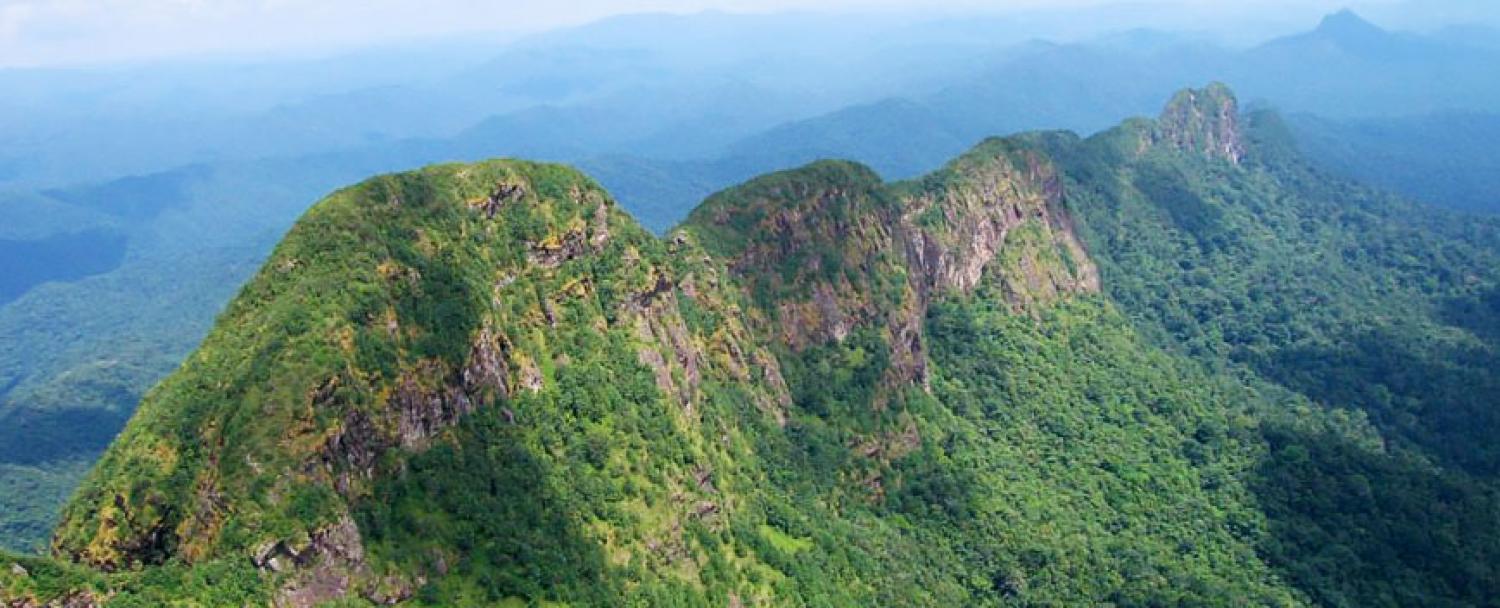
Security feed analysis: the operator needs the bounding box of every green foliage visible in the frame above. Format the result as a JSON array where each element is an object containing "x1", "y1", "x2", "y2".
[
  {"x1": 684, "y1": 160, "x2": 888, "y2": 263},
  {"x1": 1253, "y1": 424, "x2": 1500, "y2": 608},
  {"x1": 2, "y1": 551, "x2": 105, "y2": 603},
  {"x1": 1, "y1": 551, "x2": 269, "y2": 606},
  {"x1": 27, "y1": 86, "x2": 1500, "y2": 607},
  {"x1": 356, "y1": 330, "x2": 662, "y2": 606},
  {"x1": 360, "y1": 413, "x2": 617, "y2": 605},
  {"x1": 681, "y1": 160, "x2": 906, "y2": 317},
  {"x1": 779, "y1": 327, "x2": 889, "y2": 420},
  {"x1": 50, "y1": 160, "x2": 628, "y2": 567},
  {"x1": 1045, "y1": 105, "x2": 1500, "y2": 606},
  {"x1": 916, "y1": 293, "x2": 1300, "y2": 605}
]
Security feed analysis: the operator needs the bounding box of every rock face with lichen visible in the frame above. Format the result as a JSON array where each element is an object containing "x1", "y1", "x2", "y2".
[
  {"x1": 1151, "y1": 82, "x2": 1246, "y2": 164},
  {"x1": 682, "y1": 138, "x2": 1099, "y2": 399}
]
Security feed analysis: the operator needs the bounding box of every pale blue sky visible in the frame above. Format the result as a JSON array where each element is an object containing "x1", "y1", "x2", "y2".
[{"x1": 0, "y1": 0, "x2": 1482, "y2": 68}]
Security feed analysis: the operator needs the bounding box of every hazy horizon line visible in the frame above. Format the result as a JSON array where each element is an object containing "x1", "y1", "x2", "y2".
[{"x1": 3, "y1": 0, "x2": 1477, "y2": 71}]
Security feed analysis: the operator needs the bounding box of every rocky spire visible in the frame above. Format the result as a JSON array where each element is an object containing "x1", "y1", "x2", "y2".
[{"x1": 1155, "y1": 83, "x2": 1246, "y2": 164}]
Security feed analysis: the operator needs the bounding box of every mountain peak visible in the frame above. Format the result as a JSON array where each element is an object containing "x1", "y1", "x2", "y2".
[
  {"x1": 1313, "y1": 9, "x2": 1391, "y2": 47},
  {"x1": 683, "y1": 141, "x2": 1099, "y2": 382},
  {"x1": 1317, "y1": 9, "x2": 1378, "y2": 34},
  {"x1": 1155, "y1": 83, "x2": 1245, "y2": 164}
]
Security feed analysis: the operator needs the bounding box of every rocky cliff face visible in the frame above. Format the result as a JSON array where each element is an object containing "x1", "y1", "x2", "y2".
[
  {"x1": 1151, "y1": 82, "x2": 1246, "y2": 164},
  {"x1": 48, "y1": 161, "x2": 790, "y2": 605},
  {"x1": 49, "y1": 140, "x2": 1101, "y2": 602},
  {"x1": 682, "y1": 161, "x2": 903, "y2": 352},
  {"x1": 683, "y1": 139, "x2": 1099, "y2": 403},
  {"x1": 899, "y1": 138, "x2": 1100, "y2": 300}
]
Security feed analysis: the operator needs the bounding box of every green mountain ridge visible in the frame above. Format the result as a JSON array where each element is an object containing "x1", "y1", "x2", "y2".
[
  {"x1": 4, "y1": 13, "x2": 1497, "y2": 545},
  {"x1": 4, "y1": 84, "x2": 1499, "y2": 606}
]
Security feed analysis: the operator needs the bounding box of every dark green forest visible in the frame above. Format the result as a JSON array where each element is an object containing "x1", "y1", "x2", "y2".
[
  {"x1": 5, "y1": 86, "x2": 1499, "y2": 606},
  {"x1": 1037, "y1": 103, "x2": 1500, "y2": 606}
]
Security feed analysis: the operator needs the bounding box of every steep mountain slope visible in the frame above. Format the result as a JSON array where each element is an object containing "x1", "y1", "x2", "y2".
[
  {"x1": 46, "y1": 161, "x2": 784, "y2": 587},
  {"x1": 1048, "y1": 84, "x2": 1500, "y2": 476},
  {"x1": 7, "y1": 84, "x2": 1500, "y2": 606},
  {"x1": 0, "y1": 89, "x2": 1257, "y2": 606},
  {"x1": 0, "y1": 156, "x2": 432, "y2": 554},
  {"x1": 1036, "y1": 84, "x2": 1500, "y2": 606},
  {"x1": 677, "y1": 145, "x2": 1298, "y2": 605},
  {"x1": 9, "y1": 11, "x2": 1500, "y2": 557},
  {"x1": 0, "y1": 106, "x2": 788, "y2": 555}
]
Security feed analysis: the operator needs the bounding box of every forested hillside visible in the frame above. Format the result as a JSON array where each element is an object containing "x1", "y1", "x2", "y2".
[
  {"x1": 6, "y1": 11, "x2": 1500, "y2": 558},
  {"x1": 1038, "y1": 85, "x2": 1500, "y2": 606},
  {"x1": 4, "y1": 85, "x2": 1498, "y2": 606}
]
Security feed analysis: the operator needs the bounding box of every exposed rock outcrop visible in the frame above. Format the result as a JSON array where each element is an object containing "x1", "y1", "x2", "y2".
[
  {"x1": 528, "y1": 226, "x2": 590, "y2": 268},
  {"x1": 2, "y1": 591, "x2": 103, "y2": 608},
  {"x1": 630, "y1": 273, "x2": 706, "y2": 414},
  {"x1": 1153, "y1": 82, "x2": 1245, "y2": 164},
  {"x1": 470, "y1": 181, "x2": 526, "y2": 219},
  {"x1": 252, "y1": 517, "x2": 386, "y2": 608},
  {"x1": 685, "y1": 143, "x2": 1100, "y2": 406}
]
